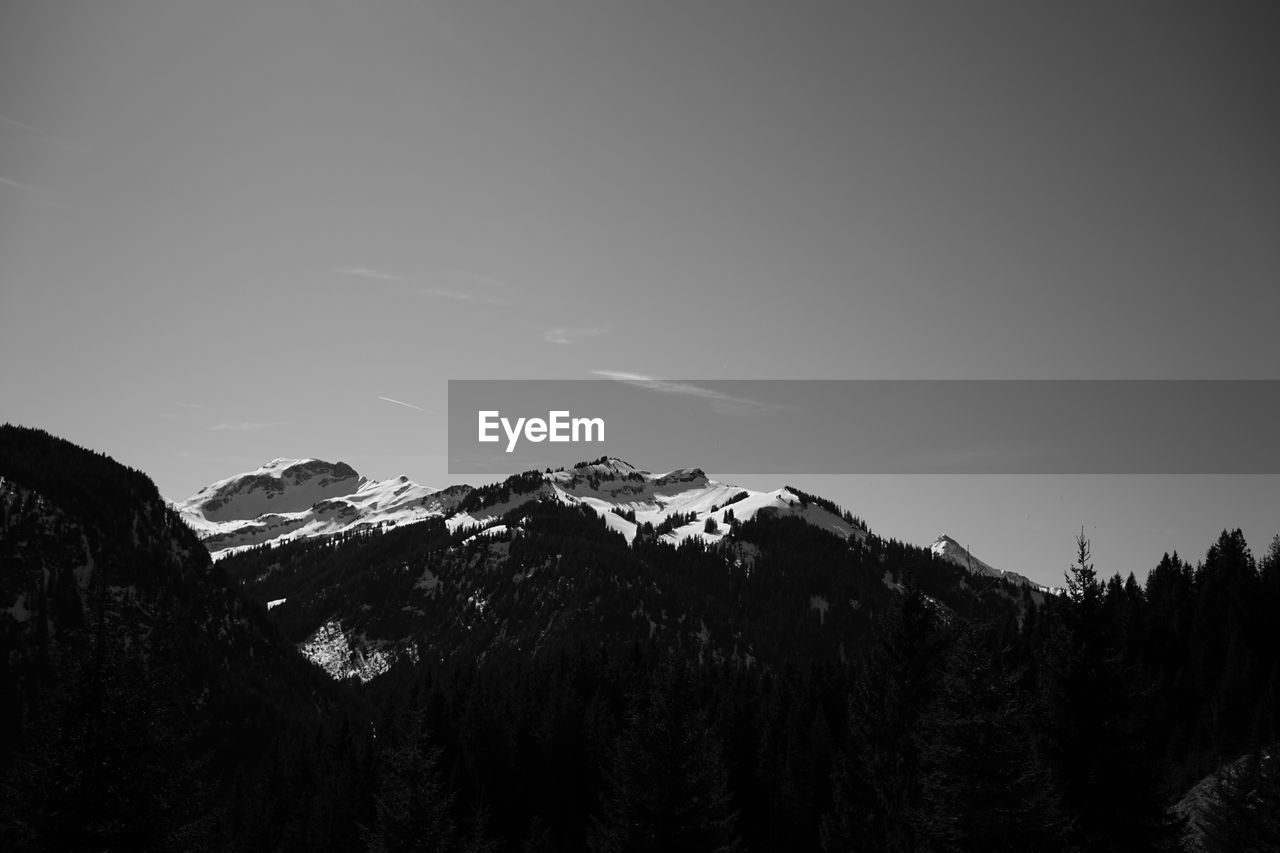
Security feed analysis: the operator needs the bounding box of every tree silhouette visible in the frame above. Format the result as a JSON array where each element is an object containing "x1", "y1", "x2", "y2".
[
  {"x1": 1039, "y1": 531, "x2": 1179, "y2": 851},
  {"x1": 589, "y1": 659, "x2": 740, "y2": 853},
  {"x1": 362, "y1": 707, "x2": 455, "y2": 853},
  {"x1": 1199, "y1": 750, "x2": 1280, "y2": 853}
]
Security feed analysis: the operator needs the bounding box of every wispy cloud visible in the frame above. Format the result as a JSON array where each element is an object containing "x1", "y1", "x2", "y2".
[
  {"x1": 0, "y1": 113, "x2": 90, "y2": 154},
  {"x1": 378, "y1": 395, "x2": 434, "y2": 413},
  {"x1": 421, "y1": 268, "x2": 515, "y2": 304},
  {"x1": 544, "y1": 326, "x2": 611, "y2": 345},
  {"x1": 0, "y1": 174, "x2": 83, "y2": 214},
  {"x1": 338, "y1": 266, "x2": 513, "y2": 305},
  {"x1": 208, "y1": 421, "x2": 279, "y2": 432},
  {"x1": 590, "y1": 370, "x2": 780, "y2": 415},
  {"x1": 418, "y1": 287, "x2": 506, "y2": 305},
  {"x1": 341, "y1": 267, "x2": 405, "y2": 282},
  {"x1": 0, "y1": 175, "x2": 41, "y2": 193}
]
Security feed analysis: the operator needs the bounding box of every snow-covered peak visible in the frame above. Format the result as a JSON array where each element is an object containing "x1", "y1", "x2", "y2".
[
  {"x1": 931, "y1": 534, "x2": 999, "y2": 573},
  {"x1": 178, "y1": 458, "x2": 362, "y2": 523},
  {"x1": 567, "y1": 456, "x2": 645, "y2": 476},
  {"x1": 173, "y1": 456, "x2": 876, "y2": 566},
  {"x1": 543, "y1": 467, "x2": 862, "y2": 547},
  {"x1": 931, "y1": 533, "x2": 1044, "y2": 590},
  {"x1": 261, "y1": 456, "x2": 314, "y2": 471},
  {"x1": 172, "y1": 458, "x2": 470, "y2": 558},
  {"x1": 931, "y1": 534, "x2": 962, "y2": 556},
  {"x1": 177, "y1": 455, "x2": 1046, "y2": 600},
  {"x1": 652, "y1": 467, "x2": 709, "y2": 486},
  {"x1": 654, "y1": 466, "x2": 706, "y2": 478}
]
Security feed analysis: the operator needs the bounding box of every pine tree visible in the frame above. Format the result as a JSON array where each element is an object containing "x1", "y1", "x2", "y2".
[
  {"x1": 589, "y1": 659, "x2": 741, "y2": 853},
  {"x1": 1199, "y1": 750, "x2": 1280, "y2": 853},
  {"x1": 1039, "y1": 532, "x2": 1179, "y2": 851},
  {"x1": 822, "y1": 589, "x2": 941, "y2": 852},
  {"x1": 460, "y1": 803, "x2": 502, "y2": 853},
  {"x1": 1064, "y1": 528, "x2": 1101, "y2": 613},
  {"x1": 362, "y1": 707, "x2": 456, "y2": 853},
  {"x1": 916, "y1": 621, "x2": 1064, "y2": 851},
  {"x1": 520, "y1": 816, "x2": 555, "y2": 853}
]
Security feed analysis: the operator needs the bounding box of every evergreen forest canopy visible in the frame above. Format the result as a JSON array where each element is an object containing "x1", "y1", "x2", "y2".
[{"x1": 2, "y1": 424, "x2": 1279, "y2": 851}]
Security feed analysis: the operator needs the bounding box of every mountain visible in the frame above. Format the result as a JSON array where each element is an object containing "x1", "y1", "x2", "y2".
[
  {"x1": 451, "y1": 456, "x2": 868, "y2": 542},
  {"x1": 8, "y1": 429, "x2": 1273, "y2": 850},
  {"x1": 180, "y1": 456, "x2": 1047, "y2": 683},
  {"x1": 174, "y1": 457, "x2": 471, "y2": 557},
  {"x1": 207, "y1": 458, "x2": 1040, "y2": 684},
  {"x1": 930, "y1": 533, "x2": 1048, "y2": 592},
  {"x1": 175, "y1": 455, "x2": 867, "y2": 559},
  {"x1": 0, "y1": 426, "x2": 372, "y2": 849}
]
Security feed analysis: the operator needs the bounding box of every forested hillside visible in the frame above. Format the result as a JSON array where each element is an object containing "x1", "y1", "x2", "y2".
[{"x1": 3, "y1": 426, "x2": 1278, "y2": 850}]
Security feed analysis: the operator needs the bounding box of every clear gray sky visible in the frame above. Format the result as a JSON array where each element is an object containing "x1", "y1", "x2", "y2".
[{"x1": 3, "y1": 1, "x2": 1278, "y2": 586}]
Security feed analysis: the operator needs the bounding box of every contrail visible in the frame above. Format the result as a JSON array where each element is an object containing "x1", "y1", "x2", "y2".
[{"x1": 378, "y1": 395, "x2": 432, "y2": 413}]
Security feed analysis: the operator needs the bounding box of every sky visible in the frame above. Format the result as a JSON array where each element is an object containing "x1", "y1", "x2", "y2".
[{"x1": 2, "y1": 1, "x2": 1278, "y2": 587}]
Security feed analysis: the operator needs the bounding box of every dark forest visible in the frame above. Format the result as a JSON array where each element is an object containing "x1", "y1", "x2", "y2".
[{"x1": 2, "y1": 426, "x2": 1278, "y2": 851}]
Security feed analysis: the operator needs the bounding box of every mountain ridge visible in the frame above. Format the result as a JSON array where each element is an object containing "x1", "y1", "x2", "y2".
[
  {"x1": 930, "y1": 532, "x2": 1048, "y2": 592},
  {"x1": 175, "y1": 455, "x2": 877, "y2": 559},
  {"x1": 200, "y1": 455, "x2": 1049, "y2": 685},
  {"x1": 178, "y1": 456, "x2": 1049, "y2": 596}
]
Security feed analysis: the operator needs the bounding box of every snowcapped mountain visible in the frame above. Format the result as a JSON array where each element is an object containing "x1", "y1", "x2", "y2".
[
  {"x1": 199, "y1": 454, "x2": 1053, "y2": 685},
  {"x1": 174, "y1": 456, "x2": 867, "y2": 558},
  {"x1": 177, "y1": 457, "x2": 1059, "y2": 607},
  {"x1": 451, "y1": 457, "x2": 867, "y2": 545},
  {"x1": 930, "y1": 533, "x2": 1047, "y2": 591},
  {"x1": 174, "y1": 457, "x2": 471, "y2": 556}
]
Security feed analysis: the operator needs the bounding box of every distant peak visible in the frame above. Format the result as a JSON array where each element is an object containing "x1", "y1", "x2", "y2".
[
  {"x1": 656, "y1": 466, "x2": 706, "y2": 479},
  {"x1": 256, "y1": 457, "x2": 319, "y2": 472},
  {"x1": 571, "y1": 456, "x2": 642, "y2": 473},
  {"x1": 931, "y1": 535, "x2": 968, "y2": 559}
]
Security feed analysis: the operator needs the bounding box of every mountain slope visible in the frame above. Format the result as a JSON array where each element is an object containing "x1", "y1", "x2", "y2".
[
  {"x1": 215, "y1": 460, "x2": 1038, "y2": 684},
  {"x1": 931, "y1": 533, "x2": 1047, "y2": 592},
  {"x1": 0, "y1": 426, "x2": 372, "y2": 850},
  {"x1": 182, "y1": 456, "x2": 1045, "y2": 684}
]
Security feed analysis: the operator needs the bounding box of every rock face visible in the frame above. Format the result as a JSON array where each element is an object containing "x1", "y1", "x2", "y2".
[{"x1": 191, "y1": 458, "x2": 363, "y2": 521}]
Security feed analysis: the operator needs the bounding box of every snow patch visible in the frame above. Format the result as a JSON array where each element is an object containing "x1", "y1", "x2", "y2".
[
  {"x1": 6, "y1": 594, "x2": 30, "y2": 623},
  {"x1": 298, "y1": 619, "x2": 401, "y2": 683},
  {"x1": 415, "y1": 568, "x2": 439, "y2": 592},
  {"x1": 809, "y1": 595, "x2": 829, "y2": 626}
]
